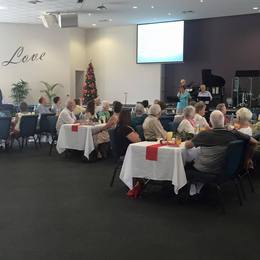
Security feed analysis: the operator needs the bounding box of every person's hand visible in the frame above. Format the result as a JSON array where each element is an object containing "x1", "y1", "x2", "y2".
[{"x1": 245, "y1": 159, "x2": 254, "y2": 170}]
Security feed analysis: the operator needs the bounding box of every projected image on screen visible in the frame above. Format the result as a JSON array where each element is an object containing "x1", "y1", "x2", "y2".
[{"x1": 137, "y1": 21, "x2": 184, "y2": 63}]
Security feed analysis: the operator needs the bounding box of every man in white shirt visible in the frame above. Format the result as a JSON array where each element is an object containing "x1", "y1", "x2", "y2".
[
  {"x1": 197, "y1": 84, "x2": 213, "y2": 104},
  {"x1": 56, "y1": 100, "x2": 77, "y2": 133}
]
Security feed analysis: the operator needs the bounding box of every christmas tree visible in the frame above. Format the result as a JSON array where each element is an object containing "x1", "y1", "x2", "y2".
[{"x1": 82, "y1": 62, "x2": 97, "y2": 104}]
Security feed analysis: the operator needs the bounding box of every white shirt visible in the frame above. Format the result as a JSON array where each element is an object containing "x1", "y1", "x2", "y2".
[
  {"x1": 177, "y1": 119, "x2": 195, "y2": 134},
  {"x1": 194, "y1": 114, "x2": 209, "y2": 128},
  {"x1": 238, "y1": 127, "x2": 253, "y2": 137},
  {"x1": 198, "y1": 91, "x2": 213, "y2": 100},
  {"x1": 56, "y1": 107, "x2": 76, "y2": 132}
]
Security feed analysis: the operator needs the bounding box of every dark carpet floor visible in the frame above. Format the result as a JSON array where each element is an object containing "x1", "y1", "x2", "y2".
[{"x1": 0, "y1": 144, "x2": 260, "y2": 260}]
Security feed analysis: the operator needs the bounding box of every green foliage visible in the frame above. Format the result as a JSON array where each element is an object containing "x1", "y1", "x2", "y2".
[
  {"x1": 10, "y1": 79, "x2": 30, "y2": 105},
  {"x1": 40, "y1": 81, "x2": 63, "y2": 104},
  {"x1": 176, "y1": 131, "x2": 194, "y2": 141}
]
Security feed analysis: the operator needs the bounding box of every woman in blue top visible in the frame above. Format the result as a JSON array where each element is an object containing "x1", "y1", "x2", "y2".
[{"x1": 176, "y1": 85, "x2": 191, "y2": 114}]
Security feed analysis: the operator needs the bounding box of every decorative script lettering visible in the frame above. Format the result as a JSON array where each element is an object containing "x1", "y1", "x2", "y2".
[{"x1": 1, "y1": 46, "x2": 46, "y2": 66}]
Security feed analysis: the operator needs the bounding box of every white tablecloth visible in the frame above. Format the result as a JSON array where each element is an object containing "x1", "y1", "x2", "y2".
[
  {"x1": 56, "y1": 124, "x2": 105, "y2": 159},
  {"x1": 119, "y1": 141, "x2": 199, "y2": 194}
]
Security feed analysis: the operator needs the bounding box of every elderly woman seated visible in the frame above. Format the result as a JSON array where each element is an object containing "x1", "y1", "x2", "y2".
[
  {"x1": 216, "y1": 103, "x2": 230, "y2": 125},
  {"x1": 177, "y1": 106, "x2": 196, "y2": 135},
  {"x1": 98, "y1": 101, "x2": 111, "y2": 123},
  {"x1": 143, "y1": 104, "x2": 167, "y2": 141},
  {"x1": 194, "y1": 101, "x2": 210, "y2": 129},
  {"x1": 131, "y1": 103, "x2": 147, "y2": 130},
  {"x1": 236, "y1": 107, "x2": 253, "y2": 136}
]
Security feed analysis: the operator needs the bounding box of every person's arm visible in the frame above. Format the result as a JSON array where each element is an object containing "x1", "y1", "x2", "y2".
[
  {"x1": 244, "y1": 137, "x2": 258, "y2": 169},
  {"x1": 208, "y1": 91, "x2": 213, "y2": 101},
  {"x1": 126, "y1": 131, "x2": 141, "y2": 143}
]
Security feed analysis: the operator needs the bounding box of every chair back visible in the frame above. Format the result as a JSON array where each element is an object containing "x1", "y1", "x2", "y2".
[
  {"x1": 0, "y1": 117, "x2": 11, "y2": 140},
  {"x1": 0, "y1": 104, "x2": 15, "y2": 116},
  {"x1": 135, "y1": 125, "x2": 145, "y2": 141},
  {"x1": 168, "y1": 121, "x2": 180, "y2": 133},
  {"x1": 160, "y1": 115, "x2": 174, "y2": 131},
  {"x1": 108, "y1": 128, "x2": 119, "y2": 161},
  {"x1": 19, "y1": 115, "x2": 38, "y2": 137},
  {"x1": 46, "y1": 115, "x2": 58, "y2": 135},
  {"x1": 225, "y1": 140, "x2": 246, "y2": 177},
  {"x1": 39, "y1": 113, "x2": 56, "y2": 133},
  {"x1": 0, "y1": 110, "x2": 11, "y2": 118}
]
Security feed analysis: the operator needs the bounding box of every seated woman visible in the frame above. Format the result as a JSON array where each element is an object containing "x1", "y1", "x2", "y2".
[
  {"x1": 12, "y1": 102, "x2": 33, "y2": 135},
  {"x1": 98, "y1": 101, "x2": 111, "y2": 123},
  {"x1": 194, "y1": 101, "x2": 210, "y2": 130},
  {"x1": 51, "y1": 96, "x2": 62, "y2": 115},
  {"x1": 85, "y1": 99, "x2": 98, "y2": 122},
  {"x1": 115, "y1": 110, "x2": 142, "y2": 198},
  {"x1": 143, "y1": 104, "x2": 167, "y2": 141},
  {"x1": 236, "y1": 107, "x2": 253, "y2": 136},
  {"x1": 216, "y1": 103, "x2": 230, "y2": 125},
  {"x1": 115, "y1": 109, "x2": 140, "y2": 156},
  {"x1": 177, "y1": 106, "x2": 196, "y2": 135},
  {"x1": 73, "y1": 98, "x2": 86, "y2": 117},
  {"x1": 131, "y1": 103, "x2": 147, "y2": 130}
]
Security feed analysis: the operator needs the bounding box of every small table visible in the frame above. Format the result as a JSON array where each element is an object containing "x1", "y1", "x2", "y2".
[
  {"x1": 120, "y1": 142, "x2": 199, "y2": 194},
  {"x1": 56, "y1": 124, "x2": 105, "y2": 159}
]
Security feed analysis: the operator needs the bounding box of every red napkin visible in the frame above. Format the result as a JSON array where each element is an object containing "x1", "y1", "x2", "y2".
[
  {"x1": 71, "y1": 124, "x2": 79, "y2": 132},
  {"x1": 146, "y1": 144, "x2": 165, "y2": 161}
]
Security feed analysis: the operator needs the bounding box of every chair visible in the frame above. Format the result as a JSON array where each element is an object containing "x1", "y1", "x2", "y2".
[
  {"x1": 37, "y1": 113, "x2": 55, "y2": 145},
  {"x1": 108, "y1": 128, "x2": 124, "y2": 187},
  {"x1": 0, "y1": 110, "x2": 12, "y2": 118},
  {"x1": 47, "y1": 115, "x2": 58, "y2": 156},
  {"x1": 11, "y1": 115, "x2": 38, "y2": 150},
  {"x1": 0, "y1": 104, "x2": 15, "y2": 117},
  {"x1": 0, "y1": 117, "x2": 11, "y2": 151},
  {"x1": 185, "y1": 140, "x2": 246, "y2": 213},
  {"x1": 135, "y1": 125, "x2": 145, "y2": 141},
  {"x1": 160, "y1": 115, "x2": 174, "y2": 131}
]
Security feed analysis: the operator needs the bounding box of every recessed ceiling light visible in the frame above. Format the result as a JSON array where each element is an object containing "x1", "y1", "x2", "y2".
[
  {"x1": 92, "y1": 23, "x2": 96, "y2": 27},
  {"x1": 253, "y1": 7, "x2": 259, "y2": 10},
  {"x1": 151, "y1": 5, "x2": 154, "y2": 9},
  {"x1": 0, "y1": 6, "x2": 8, "y2": 10},
  {"x1": 88, "y1": 13, "x2": 92, "y2": 16},
  {"x1": 200, "y1": 0, "x2": 204, "y2": 3},
  {"x1": 109, "y1": 18, "x2": 112, "y2": 22},
  {"x1": 168, "y1": 12, "x2": 172, "y2": 16},
  {"x1": 132, "y1": 6, "x2": 138, "y2": 9}
]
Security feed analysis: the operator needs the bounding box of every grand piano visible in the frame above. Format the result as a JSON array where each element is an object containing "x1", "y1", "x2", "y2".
[{"x1": 202, "y1": 69, "x2": 225, "y2": 107}]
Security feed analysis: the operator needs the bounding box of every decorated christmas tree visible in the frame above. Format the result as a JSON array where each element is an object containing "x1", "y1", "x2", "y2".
[{"x1": 82, "y1": 62, "x2": 97, "y2": 104}]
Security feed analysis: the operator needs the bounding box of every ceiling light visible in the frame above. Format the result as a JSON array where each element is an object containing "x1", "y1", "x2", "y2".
[
  {"x1": 253, "y1": 7, "x2": 259, "y2": 10},
  {"x1": 132, "y1": 6, "x2": 138, "y2": 9},
  {"x1": 151, "y1": 6, "x2": 154, "y2": 9},
  {"x1": 200, "y1": 0, "x2": 204, "y2": 3},
  {"x1": 168, "y1": 12, "x2": 172, "y2": 16},
  {"x1": 0, "y1": 6, "x2": 8, "y2": 10},
  {"x1": 109, "y1": 18, "x2": 112, "y2": 22},
  {"x1": 88, "y1": 13, "x2": 92, "y2": 16},
  {"x1": 92, "y1": 23, "x2": 96, "y2": 26}
]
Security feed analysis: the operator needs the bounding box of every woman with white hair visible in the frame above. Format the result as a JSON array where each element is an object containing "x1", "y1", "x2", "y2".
[
  {"x1": 131, "y1": 103, "x2": 147, "y2": 130},
  {"x1": 143, "y1": 104, "x2": 167, "y2": 141},
  {"x1": 236, "y1": 107, "x2": 253, "y2": 136},
  {"x1": 177, "y1": 106, "x2": 196, "y2": 134},
  {"x1": 98, "y1": 100, "x2": 111, "y2": 123}
]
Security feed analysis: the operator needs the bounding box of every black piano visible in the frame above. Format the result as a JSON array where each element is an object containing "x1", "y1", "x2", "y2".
[{"x1": 202, "y1": 69, "x2": 225, "y2": 107}]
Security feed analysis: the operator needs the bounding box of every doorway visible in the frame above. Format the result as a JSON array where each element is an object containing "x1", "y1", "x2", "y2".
[{"x1": 75, "y1": 70, "x2": 85, "y2": 99}]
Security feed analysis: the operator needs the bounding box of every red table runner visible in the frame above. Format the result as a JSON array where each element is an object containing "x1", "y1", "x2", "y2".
[
  {"x1": 146, "y1": 143, "x2": 179, "y2": 161},
  {"x1": 71, "y1": 124, "x2": 80, "y2": 132}
]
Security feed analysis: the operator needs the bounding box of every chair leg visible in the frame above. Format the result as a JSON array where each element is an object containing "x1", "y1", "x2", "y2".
[
  {"x1": 33, "y1": 136, "x2": 38, "y2": 149},
  {"x1": 246, "y1": 171, "x2": 255, "y2": 193},
  {"x1": 216, "y1": 184, "x2": 226, "y2": 214},
  {"x1": 238, "y1": 177, "x2": 246, "y2": 200},
  {"x1": 110, "y1": 163, "x2": 121, "y2": 187},
  {"x1": 21, "y1": 138, "x2": 24, "y2": 150},
  {"x1": 49, "y1": 140, "x2": 54, "y2": 156},
  {"x1": 234, "y1": 179, "x2": 243, "y2": 206}
]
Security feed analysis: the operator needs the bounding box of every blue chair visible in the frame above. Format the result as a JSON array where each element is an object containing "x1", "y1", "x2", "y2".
[
  {"x1": 0, "y1": 117, "x2": 11, "y2": 150},
  {"x1": 160, "y1": 115, "x2": 174, "y2": 131},
  {"x1": 108, "y1": 128, "x2": 124, "y2": 187},
  {"x1": 0, "y1": 104, "x2": 15, "y2": 116},
  {"x1": 168, "y1": 121, "x2": 181, "y2": 133},
  {"x1": 37, "y1": 113, "x2": 55, "y2": 145},
  {"x1": 11, "y1": 115, "x2": 38, "y2": 150},
  {"x1": 46, "y1": 115, "x2": 58, "y2": 156},
  {"x1": 185, "y1": 140, "x2": 246, "y2": 213},
  {"x1": 135, "y1": 125, "x2": 145, "y2": 141},
  {"x1": 0, "y1": 110, "x2": 11, "y2": 118}
]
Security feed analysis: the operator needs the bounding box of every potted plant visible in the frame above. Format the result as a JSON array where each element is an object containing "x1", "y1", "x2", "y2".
[
  {"x1": 40, "y1": 81, "x2": 63, "y2": 104},
  {"x1": 10, "y1": 79, "x2": 30, "y2": 105}
]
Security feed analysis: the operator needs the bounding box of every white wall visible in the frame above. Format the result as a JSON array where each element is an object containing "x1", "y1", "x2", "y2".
[
  {"x1": 0, "y1": 23, "x2": 87, "y2": 104},
  {"x1": 85, "y1": 25, "x2": 161, "y2": 104}
]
